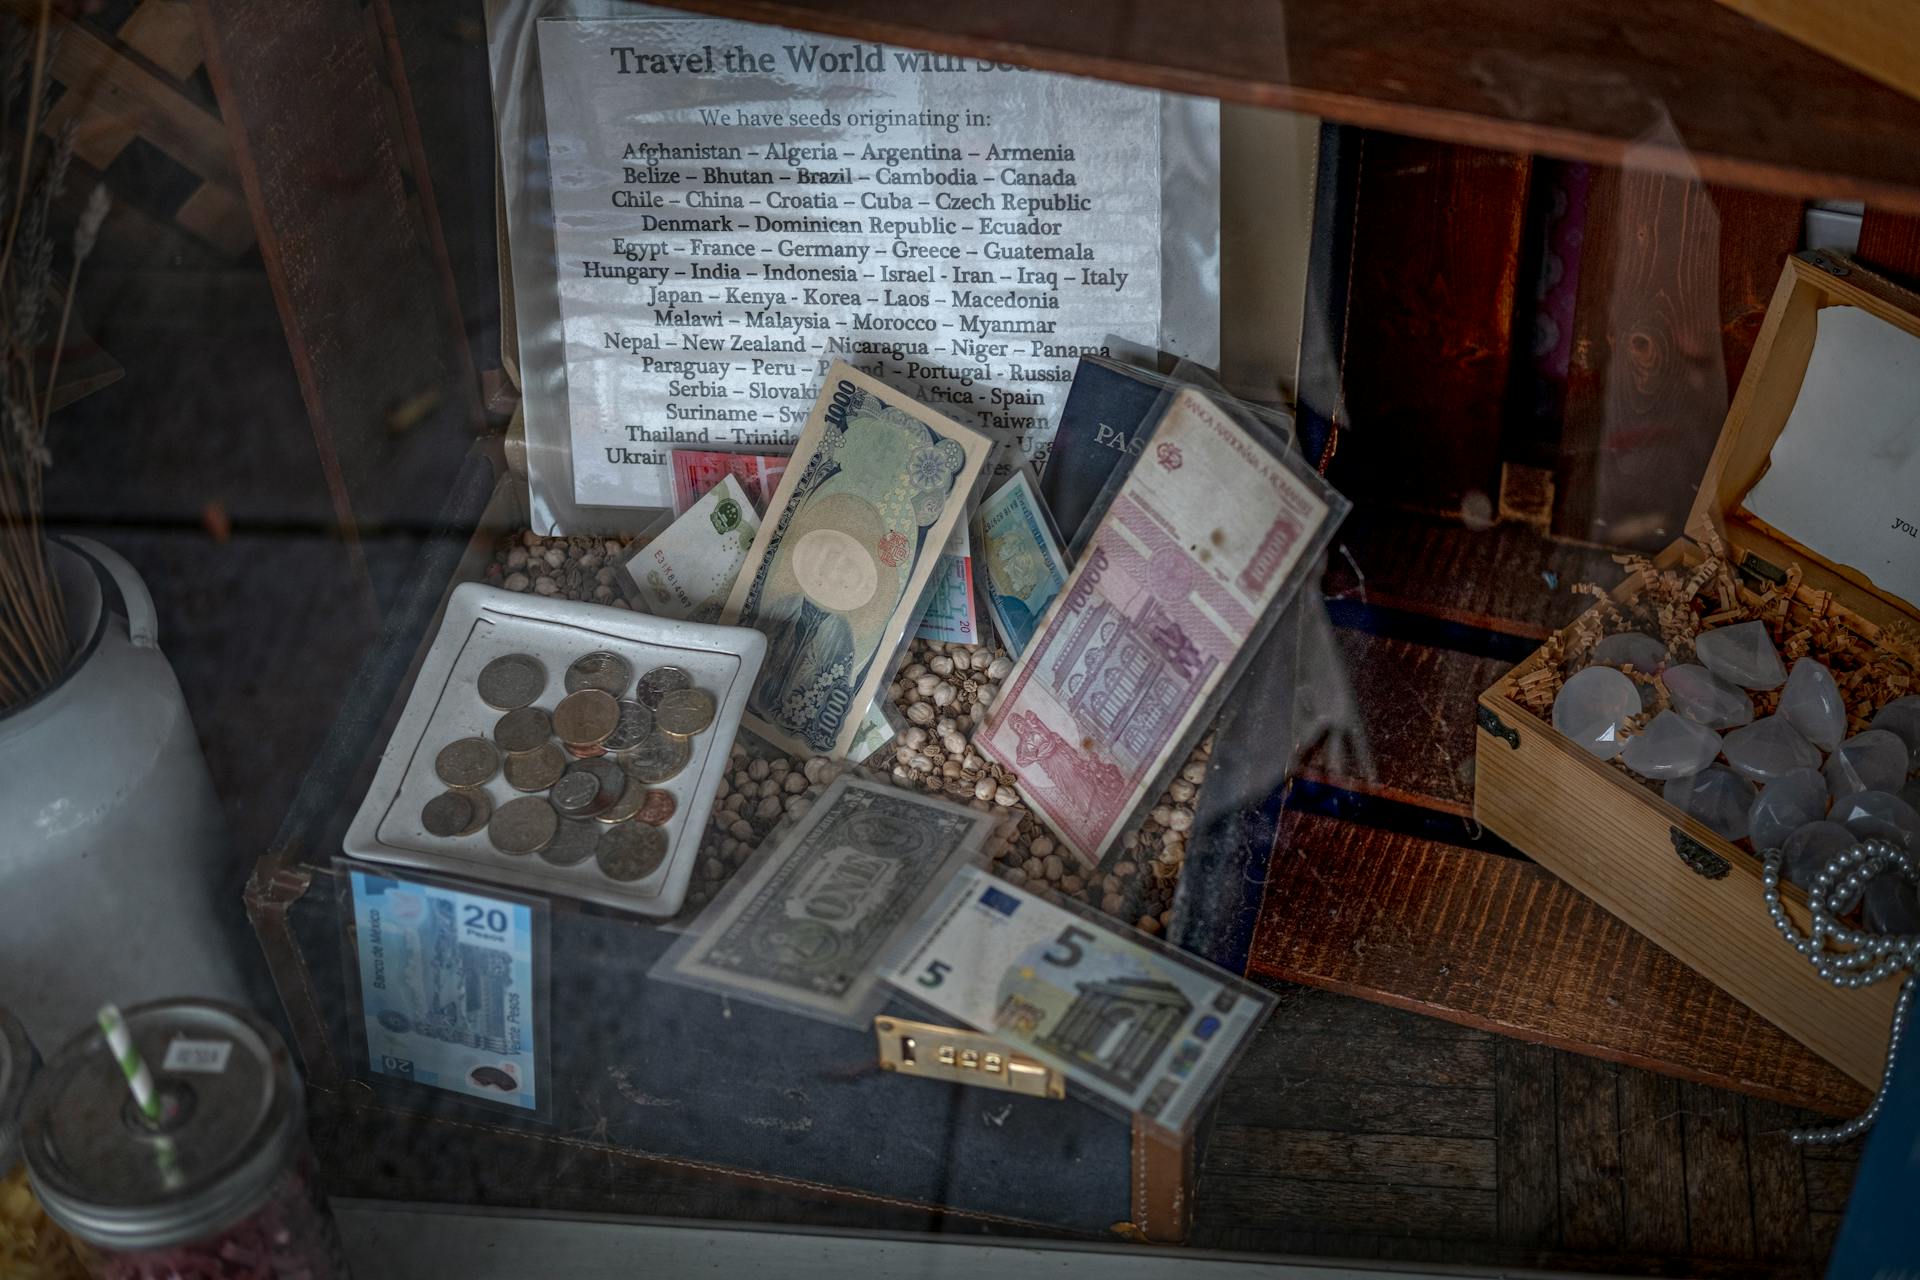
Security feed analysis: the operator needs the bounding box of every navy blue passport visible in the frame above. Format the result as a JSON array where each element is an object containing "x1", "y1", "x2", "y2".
[
  {"x1": 1039, "y1": 357, "x2": 1297, "y2": 551},
  {"x1": 1037, "y1": 358, "x2": 1166, "y2": 549},
  {"x1": 1827, "y1": 1044, "x2": 1919, "y2": 1278}
]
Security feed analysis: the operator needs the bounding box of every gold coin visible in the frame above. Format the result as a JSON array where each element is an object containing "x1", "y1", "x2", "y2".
[
  {"x1": 553, "y1": 689, "x2": 619, "y2": 747},
  {"x1": 596, "y1": 823, "x2": 668, "y2": 882},
  {"x1": 503, "y1": 741, "x2": 567, "y2": 792},
  {"x1": 488, "y1": 797, "x2": 558, "y2": 855},
  {"x1": 421, "y1": 790, "x2": 474, "y2": 838},
  {"x1": 454, "y1": 787, "x2": 492, "y2": 836},
  {"x1": 596, "y1": 776, "x2": 648, "y2": 824},
  {"x1": 492, "y1": 706, "x2": 552, "y2": 754},
  {"x1": 435, "y1": 737, "x2": 499, "y2": 788},
  {"x1": 636, "y1": 788, "x2": 677, "y2": 827},
  {"x1": 622, "y1": 730, "x2": 691, "y2": 785},
  {"x1": 654, "y1": 688, "x2": 716, "y2": 738}
]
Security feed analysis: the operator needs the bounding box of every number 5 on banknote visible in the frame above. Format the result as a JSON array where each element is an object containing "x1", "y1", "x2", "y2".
[{"x1": 886, "y1": 866, "x2": 1274, "y2": 1135}]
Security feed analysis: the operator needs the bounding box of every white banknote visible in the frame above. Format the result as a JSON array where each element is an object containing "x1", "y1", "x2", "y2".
[
  {"x1": 622, "y1": 474, "x2": 760, "y2": 623},
  {"x1": 885, "y1": 866, "x2": 1273, "y2": 1133}
]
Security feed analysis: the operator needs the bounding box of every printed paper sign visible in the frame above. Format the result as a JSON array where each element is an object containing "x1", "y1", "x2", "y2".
[{"x1": 536, "y1": 16, "x2": 1163, "y2": 508}]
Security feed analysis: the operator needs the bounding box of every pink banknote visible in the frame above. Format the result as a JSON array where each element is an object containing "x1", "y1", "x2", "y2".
[
  {"x1": 670, "y1": 449, "x2": 790, "y2": 515},
  {"x1": 976, "y1": 390, "x2": 1333, "y2": 866}
]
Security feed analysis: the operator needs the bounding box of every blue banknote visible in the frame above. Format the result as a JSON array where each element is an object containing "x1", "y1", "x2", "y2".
[
  {"x1": 723, "y1": 362, "x2": 990, "y2": 757},
  {"x1": 974, "y1": 469, "x2": 1070, "y2": 656},
  {"x1": 347, "y1": 865, "x2": 540, "y2": 1111}
]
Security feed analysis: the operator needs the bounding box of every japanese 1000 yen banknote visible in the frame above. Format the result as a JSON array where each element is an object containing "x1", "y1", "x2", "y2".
[
  {"x1": 722, "y1": 362, "x2": 991, "y2": 759},
  {"x1": 671, "y1": 448, "x2": 791, "y2": 515},
  {"x1": 659, "y1": 775, "x2": 995, "y2": 1024},
  {"x1": 976, "y1": 388, "x2": 1337, "y2": 866},
  {"x1": 884, "y1": 865, "x2": 1273, "y2": 1133}
]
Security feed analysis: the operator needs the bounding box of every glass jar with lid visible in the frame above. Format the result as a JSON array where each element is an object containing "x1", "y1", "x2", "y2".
[{"x1": 21, "y1": 1000, "x2": 349, "y2": 1280}]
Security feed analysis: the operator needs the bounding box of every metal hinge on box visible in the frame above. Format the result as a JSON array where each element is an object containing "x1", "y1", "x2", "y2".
[{"x1": 874, "y1": 1017, "x2": 1064, "y2": 1099}]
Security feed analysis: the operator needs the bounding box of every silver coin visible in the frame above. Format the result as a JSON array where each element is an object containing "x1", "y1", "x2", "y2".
[
  {"x1": 435, "y1": 737, "x2": 499, "y2": 788},
  {"x1": 421, "y1": 790, "x2": 474, "y2": 838},
  {"x1": 550, "y1": 769, "x2": 602, "y2": 817},
  {"x1": 565, "y1": 650, "x2": 633, "y2": 697},
  {"x1": 602, "y1": 699, "x2": 654, "y2": 752},
  {"x1": 635, "y1": 665, "x2": 693, "y2": 708},
  {"x1": 492, "y1": 706, "x2": 553, "y2": 754},
  {"x1": 477, "y1": 654, "x2": 546, "y2": 710},
  {"x1": 488, "y1": 797, "x2": 558, "y2": 855},
  {"x1": 622, "y1": 730, "x2": 691, "y2": 785},
  {"x1": 540, "y1": 817, "x2": 601, "y2": 867},
  {"x1": 596, "y1": 822, "x2": 668, "y2": 882}
]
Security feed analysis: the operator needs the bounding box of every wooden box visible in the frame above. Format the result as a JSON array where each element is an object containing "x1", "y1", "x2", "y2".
[{"x1": 1475, "y1": 251, "x2": 1920, "y2": 1091}]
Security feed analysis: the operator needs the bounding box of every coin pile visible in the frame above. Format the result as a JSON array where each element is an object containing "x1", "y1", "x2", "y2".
[{"x1": 420, "y1": 649, "x2": 720, "y2": 885}]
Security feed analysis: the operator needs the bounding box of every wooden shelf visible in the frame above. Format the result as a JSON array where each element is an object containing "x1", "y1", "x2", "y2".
[{"x1": 647, "y1": 0, "x2": 1920, "y2": 212}]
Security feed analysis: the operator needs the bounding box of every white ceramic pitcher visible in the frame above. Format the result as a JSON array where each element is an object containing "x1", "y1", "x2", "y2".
[{"x1": 0, "y1": 536, "x2": 253, "y2": 1048}]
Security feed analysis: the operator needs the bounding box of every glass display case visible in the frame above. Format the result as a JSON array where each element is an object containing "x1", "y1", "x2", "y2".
[{"x1": 6, "y1": 0, "x2": 1919, "y2": 1276}]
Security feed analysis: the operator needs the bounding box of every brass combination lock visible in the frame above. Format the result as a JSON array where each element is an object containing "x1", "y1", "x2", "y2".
[{"x1": 873, "y1": 1016, "x2": 1064, "y2": 1099}]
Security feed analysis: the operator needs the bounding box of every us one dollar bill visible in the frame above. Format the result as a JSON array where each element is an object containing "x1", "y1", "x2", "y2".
[
  {"x1": 884, "y1": 866, "x2": 1273, "y2": 1134},
  {"x1": 621, "y1": 473, "x2": 760, "y2": 624},
  {"x1": 973, "y1": 469, "x2": 1069, "y2": 656},
  {"x1": 977, "y1": 388, "x2": 1339, "y2": 866},
  {"x1": 659, "y1": 775, "x2": 995, "y2": 1024},
  {"x1": 722, "y1": 362, "x2": 991, "y2": 758}
]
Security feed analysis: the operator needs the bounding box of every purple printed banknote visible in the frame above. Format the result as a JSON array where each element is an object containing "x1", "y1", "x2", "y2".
[{"x1": 976, "y1": 389, "x2": 1334, "y2": 866}]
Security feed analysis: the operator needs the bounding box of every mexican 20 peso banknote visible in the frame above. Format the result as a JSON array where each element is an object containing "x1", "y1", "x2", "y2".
[
  {"x1": 885, "y1": 865, "x2": 1273, "y2": 1133},
  {"x1": 976, "y1": 388, "x2": 1335, "y2": 865},
  {"x1": 723, "y1": 362, "x2": 991, "y2": 758}
]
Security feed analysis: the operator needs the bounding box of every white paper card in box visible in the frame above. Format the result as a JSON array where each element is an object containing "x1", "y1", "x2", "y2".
[
  {"x1": 1743, "y1": 305, "x2": 1920, "y2": 609},
  {"x1": 344, "y1": 583, "x2": 766, "y2": 917}
]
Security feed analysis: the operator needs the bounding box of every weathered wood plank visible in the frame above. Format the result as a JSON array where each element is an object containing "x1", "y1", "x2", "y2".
[
  {"x1": 192, "y1": 0, "x2": 477, "y2": 537},
  {"x1": 1494, "y1": 1039, "x2": 1559, "y2": 1246},
  {"x1": 1553, "y1": 170, "x2": 1800, "y2": 547},
  {"x1": 1216, "y1": 1075, "x2": 1497, "y2": 1141},
  {"x1": 1745, "y1": 1099, "x2": 1817, "y2": 1265},
  {"x1": 1856, "y1": 209, "x2": 1920, "y2": 282},
  {"x1": 1250, "y1": 813, "x2": 1872, "y2": 1115},
  {"x1": 1679, "y1": 1081, "x2": 1756, "y2": 1259},
  {"x1": 1555, "y1": 1053, "x2": 1624, "y2": 1251},
  {"x1": 1204, "y1": 1127, "x2": 1497, "y2": 1191},
  {"x1": 1618, "y1": 1068, "x2": 1691, "y2": 1256},
  {"x1": 1330, "y1": 134, "x2": 1530, "y2": 515},
  {"x1": 646, "y1": 0, "x2": 1920, "y2": 214},
  {"x1": 1198, "y1": 1172, "x2": 1498, "y2": 1240},
  {"x1": 1320, "y1": 630, "x2": 1509, "y2": 813},
  {"x1": 1324, "y1": 506, "x2": 1624, "y2": 638}
]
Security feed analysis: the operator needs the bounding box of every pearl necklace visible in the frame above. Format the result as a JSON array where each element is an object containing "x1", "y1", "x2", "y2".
[{"x1": 1760, "y1": 838, "x2": 1917, "y2": 1145}]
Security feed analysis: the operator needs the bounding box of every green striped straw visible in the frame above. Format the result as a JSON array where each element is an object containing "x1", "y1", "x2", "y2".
[{"x1": 97, "y1": 1003, "x2": 161, "y2": 1124}]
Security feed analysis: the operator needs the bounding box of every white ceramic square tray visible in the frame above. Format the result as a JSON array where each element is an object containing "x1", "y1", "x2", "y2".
[{"x1": 344, "y1": 583, "x2": 767, "y2": 916}]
